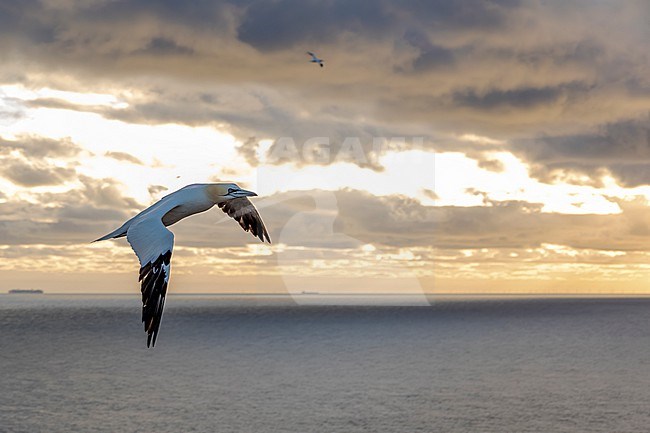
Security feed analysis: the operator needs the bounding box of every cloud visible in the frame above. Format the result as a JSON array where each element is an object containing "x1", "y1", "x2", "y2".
[
  {"x1": 513, "y1": 117, "x2": 650, "y2": 186},
  {"x1": 1, "y1": 0, "x2": 646, "y2": 140},
  {"x1": 147, "y1": 184, "x2": 169, "y2": 198},
  {"x1": 235, "y1": 0, "x2": 391, "y2": 50},
  {"x1": 1, "y1": 0, "x2": 646, "y2": 184},
  {"x1": 235, "y1": 136, "x2": 260, "y2": 166},
  {"x1": 0, "y1": 158, "x2": 76, "y2": 187},
  {"x1": 235, "y1": 0, "x2": 525, "y2": 52},
  {"x1": 104, "y1": 151, "x2": 144, "y2": 165},
  {"x1": 262, "y1": 190, "x2": 650, "y2": 253},
  {"x1": 396, "y1": 29, "x2": 456, "y2": 73},
  {"x1": 3, "y1": 186, "x2": 650, "y2": 288},
  {"x1": 75, "y1": 175, "x2": 141, "y2": 210},
  {"x1": 1, "y1": 0, "x2": 650, "y2": 281},
  {"x1": 0, "y1": 176, "x2": 141, "y2": 245},
  {"x1": 150, "y1": 189, "x2": 650, "y2": 253},
  {"x1": 0, "y1": 135, "x2": 81, "y2": 158},
  {"x1": 133, "y1": 37, "x2": 194, "y2": 56},
  {"x1": 0, "y1": 95, "x2": 26, "y2": 123},
  {"x1": 452, "y1": 81, "x2": 591, "y2": 110},
  {"x1": 95, "y1": 86, "x2": 423, "y2": 170},
  {"x1": 0, "y1": 135, "x2": 81, "y2": 186}
]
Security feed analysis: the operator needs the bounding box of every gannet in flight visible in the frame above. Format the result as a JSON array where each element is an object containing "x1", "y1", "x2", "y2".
[
  {"x1": 307, "y1": 51, "x2": 324, "y2": 67},
  {"x1": 94, "y1": 183, "x2": 270, "y2": 347}
]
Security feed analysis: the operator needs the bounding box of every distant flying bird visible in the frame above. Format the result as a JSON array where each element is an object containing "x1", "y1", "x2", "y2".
[
  {"x1": 307, "y1": 51, "x2": 324, "y2": 67},
  {"x1": 94, "y1": 183, "x2": 270, "y2": 347}
]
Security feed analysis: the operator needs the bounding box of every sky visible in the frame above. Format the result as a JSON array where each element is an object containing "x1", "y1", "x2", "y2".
[{"x1": 0, "y1": 0, "x2": 649, "y2": 294}]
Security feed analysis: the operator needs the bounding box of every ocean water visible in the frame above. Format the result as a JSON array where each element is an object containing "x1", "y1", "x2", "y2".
[{"x1": 2, "y1": 295, "x2": 650, "y2": 433}]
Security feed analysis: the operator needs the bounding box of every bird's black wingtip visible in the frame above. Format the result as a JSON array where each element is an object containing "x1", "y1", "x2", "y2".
[
  {"x1": 258, "y1": 230, "x2": 271, "y2": 244},
  {"x1": 147, "y1": 331, "x2": 156, "y2": 348}
]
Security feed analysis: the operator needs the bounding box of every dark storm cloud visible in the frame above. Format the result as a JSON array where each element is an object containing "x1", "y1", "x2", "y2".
[
  {"x1": 608, "y1": 164, "x2": 650, "y2": 188},
  {"x1": 411, "y1": 44, "x2": 456, "y2": 72},
  {"x1": 452, "y1": 81, "x2": 591, "y2": 110},
  {"x1": 235, "y1": 0, "x2": 390, "y2": 50},
  {"x1": 1, "y1": 0, "x2": 649, "y2": 181},
  {"x1": 518, "y1": 120, "x2": 650, "y2": 163},
  {"x1": 393, "y1": 29, "x2": 457, "y2": 73},
  {"x1": 397, "y1": 0, "x2": 522, "y2": 29},
  {"x1": 29, "y1": 0, "x2": 234, "y2": 38},
  {"x1": 134, "y1": 37, "x2": 194, "y2": 56},
  {"x1": 0, "y1": 0, "x2": 236, "y2": 73},
  {"x1": 235, "y1": 0, "x2": 519, "y2": 51},
  {"x1": 513, "y1": 118, "x2": 650, "y2": 186}
]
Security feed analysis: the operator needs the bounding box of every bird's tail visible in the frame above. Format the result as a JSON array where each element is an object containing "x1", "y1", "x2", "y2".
[{"x1": 93, "y1": 227, "x2": 127, "y2": 243}]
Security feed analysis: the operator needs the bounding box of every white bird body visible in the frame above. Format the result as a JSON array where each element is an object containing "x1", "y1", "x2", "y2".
[
  {"x1": 95, "y1": 184, "x2": 213, "y2": 242},
  {"x1": 95, "y1": 182, "x2": 270, "y2": 347}
]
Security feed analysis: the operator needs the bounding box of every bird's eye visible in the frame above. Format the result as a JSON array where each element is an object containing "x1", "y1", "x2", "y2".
[{"x1": 227, "y1": 188, "x2": 235, "y2": 194}]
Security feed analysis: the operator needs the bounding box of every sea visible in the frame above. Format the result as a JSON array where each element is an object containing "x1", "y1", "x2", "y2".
[{"x1": 1, "y1": 294, "x2": 650, "y2": 433}]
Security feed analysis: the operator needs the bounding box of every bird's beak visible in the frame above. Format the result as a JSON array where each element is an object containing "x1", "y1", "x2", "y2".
[{"x1": 234, "y1": 189, "x2": 258, "y2": 197}]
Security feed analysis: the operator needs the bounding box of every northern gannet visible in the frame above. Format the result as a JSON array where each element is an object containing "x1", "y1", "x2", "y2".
[
  {"x1": 307, "y1": 51, "x2": 324, "y2": 67},
  {"x1": 94, "y1": 183, "x2": 270, "y2": 347}
]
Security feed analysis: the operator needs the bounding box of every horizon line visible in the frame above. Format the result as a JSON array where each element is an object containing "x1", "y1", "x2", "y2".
[{"x1": 4, "y1": 292, "x2": 650, "y2": 297}]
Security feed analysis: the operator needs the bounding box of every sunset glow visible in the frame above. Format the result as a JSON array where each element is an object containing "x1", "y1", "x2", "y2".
[{"x1": 1, "y1": 0, "x2": 649, "y2": 294}]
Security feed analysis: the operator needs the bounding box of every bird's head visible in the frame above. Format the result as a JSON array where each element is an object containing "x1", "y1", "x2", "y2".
[{"x1": 206, "y1": 182, "x2": 258, "y2": 204}]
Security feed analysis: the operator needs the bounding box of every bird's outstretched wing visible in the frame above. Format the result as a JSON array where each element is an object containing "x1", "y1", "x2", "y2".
[
  {"x1": 218, "y1": 197, "x2": 271, "y2": 243},
  {"x1": 307, "y1": 51, "x2": 315, "y2": 57},
  {"x1": 126, "y1": 218, "x2": 175, "y2": 347}
]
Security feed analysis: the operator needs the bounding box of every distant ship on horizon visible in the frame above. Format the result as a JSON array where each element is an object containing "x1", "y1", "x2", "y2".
[{"x1": 8, "y1": 289, "x2": 44, "y2": 294}]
